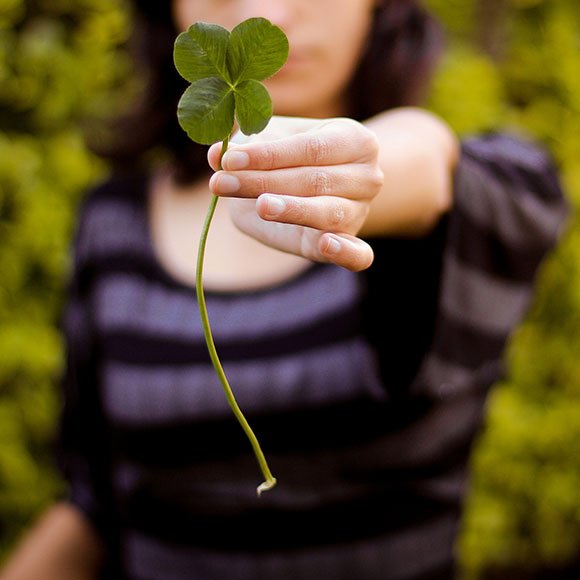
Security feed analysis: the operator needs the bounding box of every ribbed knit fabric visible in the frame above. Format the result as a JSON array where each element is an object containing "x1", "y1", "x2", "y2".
[{"x1": 58, "y1": 134, "x2": 568, "y2": 580}]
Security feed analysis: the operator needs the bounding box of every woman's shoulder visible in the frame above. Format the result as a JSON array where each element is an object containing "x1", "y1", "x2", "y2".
[
  {"x1": 453, "y1": 132, "x2": 569, "y2": 252},
  {"x1": 458, "y1": 132, "x2": 565, "y2": 203}
]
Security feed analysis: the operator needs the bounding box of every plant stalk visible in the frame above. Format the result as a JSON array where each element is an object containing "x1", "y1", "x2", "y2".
[{"x1": 195, "y1": 136, "x2": 277, "y2": 496}]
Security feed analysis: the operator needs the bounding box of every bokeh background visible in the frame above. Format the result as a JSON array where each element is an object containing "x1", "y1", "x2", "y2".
[{"x1": 0, "y1": 0, "x2": 579, "y2": 578}]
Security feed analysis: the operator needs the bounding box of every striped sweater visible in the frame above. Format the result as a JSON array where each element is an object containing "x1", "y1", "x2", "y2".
[{"x1": 58, "y1": 134, "x2": 567, "y2": 580}]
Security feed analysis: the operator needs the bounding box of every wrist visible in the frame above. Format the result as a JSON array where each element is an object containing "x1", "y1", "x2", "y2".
[
  {"x1": 362, "y1": 107, "x2": 458, "y2": 237},
  {"x1": 374, "y1": 107, "x2": 458, "y2": 167}
]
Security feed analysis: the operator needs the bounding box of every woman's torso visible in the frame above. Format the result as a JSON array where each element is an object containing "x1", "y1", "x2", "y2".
[{"x1": 77, "y1": 172, "x2": 461, "y2": 579}]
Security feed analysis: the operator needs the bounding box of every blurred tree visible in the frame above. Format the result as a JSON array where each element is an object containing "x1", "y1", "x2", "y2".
[
  {"x1": 474, "y1": 0, "x2": 508, "y2": 60},
  {"x1": 427, "y1": 0, "x2": 580, "y2": 578},
  {"x1": 0, "y1": 0, "x2": 130, "y2": 558}
]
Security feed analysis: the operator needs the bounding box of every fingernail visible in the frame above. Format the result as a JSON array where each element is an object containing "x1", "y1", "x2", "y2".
[
  {"x1": 222, "y1": 150, "x2": 249, "y2": 170},
  {"x1": 264, "y1": 195, "x2": 285, "y2": 217},
  {"x1": 212, "y1": 173, "x2": 240, "y2": 194},
  {"x1": 325, "y1": 235, "x2": 341, "y2": 255}
]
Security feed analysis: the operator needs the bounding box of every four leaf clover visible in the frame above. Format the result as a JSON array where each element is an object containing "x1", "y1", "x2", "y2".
[
  {"x1": 174, "y1": 18, "x2": 289, "y2": 145},
  {"x1": 173, "y1": 18, "x2": 289, "y2": 495}
]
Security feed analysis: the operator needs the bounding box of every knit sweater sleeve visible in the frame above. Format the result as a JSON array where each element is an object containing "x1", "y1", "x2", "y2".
[
  {"x1": 453, "y1": 133, "x2": 567, "y2": 275},
  {"x1": 410, "y1": 133, "x2": 569, "y2": 398}
]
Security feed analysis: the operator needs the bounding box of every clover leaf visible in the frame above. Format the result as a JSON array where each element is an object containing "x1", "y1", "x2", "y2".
[{"x1": 174, "y1": 18, "x2": 289, "y2": 145}]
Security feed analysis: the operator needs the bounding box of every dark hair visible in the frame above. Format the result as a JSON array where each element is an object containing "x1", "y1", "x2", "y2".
[{"x1": 94, "y1": 0, "x2": 443, "y2": 183}]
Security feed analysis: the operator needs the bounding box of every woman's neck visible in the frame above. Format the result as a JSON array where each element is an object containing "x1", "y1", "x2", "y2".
[{"x1": 149, "y1": 168, "x2": 313, "y2": 293}]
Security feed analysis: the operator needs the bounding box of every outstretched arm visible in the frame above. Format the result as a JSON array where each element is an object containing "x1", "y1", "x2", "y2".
[{"x1": 207, "y1": 107, "x2": 459, "y2": 271}]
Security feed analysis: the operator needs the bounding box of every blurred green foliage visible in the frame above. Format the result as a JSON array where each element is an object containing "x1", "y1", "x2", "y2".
[
  {"x1": 1, "y1": 0, "x2": 579, "y2": 577},
  {"x1": 0, "y1": 0, "x2": 130, "y2": 557},
  {"x1": 427, "y1": 0, "x2": 580, "y2": 577}
]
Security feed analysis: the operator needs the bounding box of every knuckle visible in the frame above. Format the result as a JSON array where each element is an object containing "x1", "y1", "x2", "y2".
[
  {"x1": 255, "y1": 143, "x2": 278, "y2": 169},
  {"x1": 328, "y1": 202, "x2": 346, "y2": 228},
  {"x1": 369, "y1": 167, "x2": 385, "y2": 191},
  {"x1": 289, "y1": 198, "x2": 308, "y2": 223},
  {"x1": 308, "y1": 170, "x2": 332, "y2": 197},
  {"x1": 254, "y1": 174, "x2": 270, "y2": 194},
  {"x1": 356, "y1": 126, "x2": 380, "y2": 160},
  {"x1": 335, "y1": 117, "x2": 365, "y2": 138},
  {"x1": 332, "y1": 117, "x2": 358, "y2": 131},
  {"x1": 305, "y1": 134, "x2": 330, "y2": 165},
  {"x1": 364, "y1": 132, "x2": 380, "y2": 157},
  {"x1": 331, "y1": 118, "x2": 379, "y2": 162},
  {"x1": 366, "y1": 129, "x2": 381, "y2": 153}
]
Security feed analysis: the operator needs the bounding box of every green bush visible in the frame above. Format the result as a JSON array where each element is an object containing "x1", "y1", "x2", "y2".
[
  {"x1": 0, "y1": 0, "x2": 130, "y2": 556},
  {"x1": 427, "y1": 0, "x2": 580, "y2": 577}
]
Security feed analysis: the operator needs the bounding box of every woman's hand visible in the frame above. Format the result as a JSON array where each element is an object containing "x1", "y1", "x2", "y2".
[{"x1": 207, "y1": 116, "x2": 384, "y2": 272}]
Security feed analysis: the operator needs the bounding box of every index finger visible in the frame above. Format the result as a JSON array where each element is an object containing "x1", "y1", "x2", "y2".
[{"x1": 209, "y1": 119, "x2": 378, "y2": 172}]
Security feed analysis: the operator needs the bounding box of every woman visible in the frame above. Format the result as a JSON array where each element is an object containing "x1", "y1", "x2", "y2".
[{"x1": 0, "y1": 0, "x2": 567, "y2": 579}]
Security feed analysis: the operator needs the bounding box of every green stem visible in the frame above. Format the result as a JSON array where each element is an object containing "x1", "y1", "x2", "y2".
[{"x1": 195, "y1": 136, "x2": 277, "y2": 496}]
